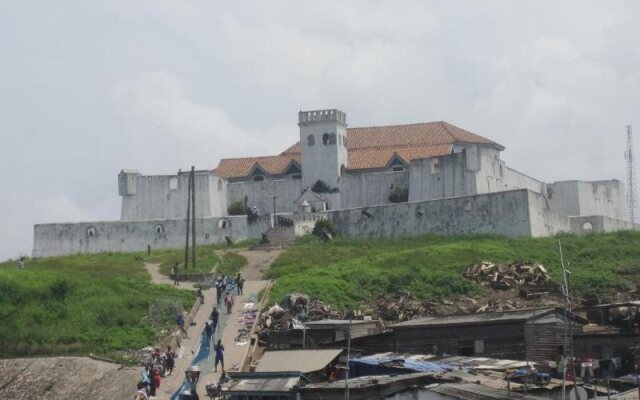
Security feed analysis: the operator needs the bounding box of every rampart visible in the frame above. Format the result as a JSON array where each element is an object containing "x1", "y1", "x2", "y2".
[{"x1": 32, "y1": 216, "x2": 271, "y2": 258}]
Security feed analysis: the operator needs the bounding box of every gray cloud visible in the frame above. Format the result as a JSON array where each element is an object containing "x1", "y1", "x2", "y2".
[{"x1": 0, "y1": 0, "x2": 638, "y2": 260}]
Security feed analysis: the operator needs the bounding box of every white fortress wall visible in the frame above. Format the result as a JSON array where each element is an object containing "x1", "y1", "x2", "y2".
[
  {"x1": 119, "y1": 171, "x2": 215, "y2": 221},
  {"x1": 339, "y1": 170, "x2": 409, "y2": 209},
  {"x1": 575, "y1": 180, "x2": 627, "y2": 220},
  {"x1": 546, "y1": 180, "x2": 628, "y2": 220},
  {"x1": 475, "y1": 153, "x2": 545, "y2": 195},
  {"x1": 526, "y1": 190, "x2": 572, "y2": 237},
  {"x1": 408, "y1": 152, "x2": 478, "y2": 202},
  {"x1": 326, "y1": 189, "x2": 535, "y2": 238},
  {"x1": 226, "y1": 178, "x2": 303, "y2": 215},
  {"x1": 209, "y1": 175, "x2": 228, "y2": 218},
  {"x1": 32, "y1": 216, "x2": 252, "y2": 257}
]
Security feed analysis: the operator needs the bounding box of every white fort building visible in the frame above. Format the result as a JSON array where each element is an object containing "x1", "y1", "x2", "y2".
[{"x1": 34, "y1": 109, "x2": 636, "y2": 257}]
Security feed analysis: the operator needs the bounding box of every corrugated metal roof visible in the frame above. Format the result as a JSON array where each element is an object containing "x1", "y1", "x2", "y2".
[
  {"x1": 429, "y1": 383, "x2": 548, "y2": 400},
  {"x1": 255, "y1": 349, "x2": 342, "y2": 373},
  {"x1": 304, "y1": 319, "x2": 378, "y2": 326},
  {"x1": 392, "y1": 308, "x2": 555, "y2": 328},
  {"x1": 227, "y1": 376, "x2": 300, "y2": 393}
]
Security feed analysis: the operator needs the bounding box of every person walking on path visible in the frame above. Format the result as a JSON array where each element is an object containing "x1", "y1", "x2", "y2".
[
  {"x1": 214, "y1": 339, "x2": 225, "y2": 373},
  {"x1": 215, "y1": 280, "x2": 222, "y2": 304},
  {"x1": 236, "y1": 273, "x2": 244, "y2": 295},
  {"x1": 172, "y1": 262, "x2": 180, "y2": 285},
  {"x1": 165, "y1": 346, "x2": 175, "y2": 376},
  {"x1": 224, "y1": 293, "x2": 234, "y2": 314},
  {"x1": 210, "y1": 306, "x2": 219, "y2": 333},
  {"x1": 176, "y1": 313, "x2": 188, "y2": 338}
]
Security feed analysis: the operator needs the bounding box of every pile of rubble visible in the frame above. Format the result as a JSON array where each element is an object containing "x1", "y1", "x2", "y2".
[
  {"x1": 258, "y1": 293, "x2": 334, "y2": 334},
  {"x1": 370, "y1": 292, "x2": 436, "y2": 321},
  {"x1": 462, "y1": 261, "x2": 555, "y2": 293}
]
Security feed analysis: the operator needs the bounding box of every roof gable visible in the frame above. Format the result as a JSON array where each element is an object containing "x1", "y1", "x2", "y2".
[{"x1": 215, "y1": 120, "x2": 500, "y2": 179}]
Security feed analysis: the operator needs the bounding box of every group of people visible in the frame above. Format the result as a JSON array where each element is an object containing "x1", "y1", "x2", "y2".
[
  {"x1": 134, "y1": 346, "x2": 176, "y2": 399},
  {"x1": 215, "y1": 273, "x2": 244, "y2": 313}
]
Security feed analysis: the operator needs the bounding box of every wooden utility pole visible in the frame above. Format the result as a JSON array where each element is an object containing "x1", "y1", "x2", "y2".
[
  {"x1": 184, "y1": 170, "x2": 192, "y2": 271},
  {"x1": 191, "y1": 166, "x2": 196, "y2": 271}
]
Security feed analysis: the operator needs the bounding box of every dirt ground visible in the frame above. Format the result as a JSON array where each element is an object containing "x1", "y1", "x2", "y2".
[{"x1": 0, "y1": 357, "x2": 140, "y2": 400}]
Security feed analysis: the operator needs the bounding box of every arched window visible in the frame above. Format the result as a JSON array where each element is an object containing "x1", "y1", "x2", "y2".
[
  {"x1": 322, "y1": 133, "x2": 330, "y2": 145},
  {"x1": 87, "y1": 226, "x2": 97, "y2": 237},
  {"x1": 307, "y1": 134, "x2": 315, "y2": 146},
  {"x1": 583, "y1": 222, "x2": 593, "y2": 231},
  {"x1": 154, "y1": 224, "x2": 164, "y2": 234},
  {"x1": 218, "y1": 219, "x2": 231, "y2": 229}
]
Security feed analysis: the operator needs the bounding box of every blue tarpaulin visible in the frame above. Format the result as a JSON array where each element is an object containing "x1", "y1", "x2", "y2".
[{"x1": 349, "y1": 354, "x2": 454, "y2": 378}]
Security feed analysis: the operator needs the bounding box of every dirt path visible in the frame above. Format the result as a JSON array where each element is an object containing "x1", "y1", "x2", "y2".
[
  {"x1": 231, "y1": 249, "x2": 282, "y2": 281},
  {"x1": 145, "y1": 248, "x2": 282, "y2": 399}
]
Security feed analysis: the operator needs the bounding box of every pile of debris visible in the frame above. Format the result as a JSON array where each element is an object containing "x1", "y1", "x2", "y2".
[
  {"x1": 259, "y1": 293, "x2": 334, "y2": 333},
  {"x1": 370, "y1": 292, "x2": 436, "y2": 321},
  {"x1": 462, "y1": 261, "x2": 556, "y2": 295}
]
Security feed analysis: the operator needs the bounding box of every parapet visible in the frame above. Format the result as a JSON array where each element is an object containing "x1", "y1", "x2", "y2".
[{"x1": 298, "y1": 109, "x2": 347, "y2": 126}]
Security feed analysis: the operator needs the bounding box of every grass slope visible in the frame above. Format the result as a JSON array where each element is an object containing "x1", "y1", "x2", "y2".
[
  {"x1": 0, "y1": 252, "x2": 195, "y2": 358},
  {"x1": 267, "y1": 231, "x2": 640, "y2": 309}
]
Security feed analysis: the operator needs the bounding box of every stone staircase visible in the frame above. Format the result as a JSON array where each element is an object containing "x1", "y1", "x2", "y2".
[{"x1": 251, "y1": 226, "x2": 295, "y2": 250}]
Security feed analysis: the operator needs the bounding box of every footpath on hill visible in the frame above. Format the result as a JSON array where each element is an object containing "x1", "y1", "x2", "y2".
[{"x1": 146, "y1": 248, "x2": 281, "y2": 400}]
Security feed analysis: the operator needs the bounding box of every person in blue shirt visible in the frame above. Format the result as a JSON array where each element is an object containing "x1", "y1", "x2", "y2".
[
  {"x1": 214, "y1": 339, "x2": 225, "y2": 372},
  {"x1": 176, "y1": 313, "x2": 188, "y2": 338}
]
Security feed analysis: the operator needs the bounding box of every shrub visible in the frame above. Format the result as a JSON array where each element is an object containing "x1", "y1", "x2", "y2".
[
  {"x1": 227, "y1": 201, "x2": 246, "y2": 216},
  {"x1": 312, "y1": 219, "x2": 336, "y2": 240},
  {"x1": 388, "y1": 187, "x2": 409, "y2": 203},
  {"x1": 311, "y1": 180, "x2": 331, "y2": 193}
]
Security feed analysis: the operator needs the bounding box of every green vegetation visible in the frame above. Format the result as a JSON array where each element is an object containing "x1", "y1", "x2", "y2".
[
  {"x1": 267, "y1": 231, "x2": 640, "y2": 309},
  {"x1": 150, "y1": 243, "x2": 250, "y2": 277},
  {"x1": 228, "y1": 201, "x2": 247, "y2": 216},
  {"x1": 0, "y1": 252, "x2": 194, "y2": 358},
  {"x1": 218, "y1": 252, "x2": 248, "y2": 276},
  {"x1": 388, "y1": 187, "x2": 409, "y2": 203},
  {"x1": 312, "y1": 219, "x2": 336, "y2": 240}
]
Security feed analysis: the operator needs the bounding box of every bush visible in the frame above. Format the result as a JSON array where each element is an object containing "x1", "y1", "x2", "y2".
[
  {"x1": 227, "y1": 201, "x2": 246, "y2": 216},
  {"x1": 312, "y1": 219, "x2": 336, "y2": 240},
  {"x1": 311, "y1": 180, "x2": 331, "y2": 193},
  {"x1": 388, "y1": 187, "x2": 409, "y2": 203}
]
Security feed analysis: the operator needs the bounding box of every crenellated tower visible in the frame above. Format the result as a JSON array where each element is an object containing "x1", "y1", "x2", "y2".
[{"x1": 298, "y1": 109, "x2": 348, "y2": 190}]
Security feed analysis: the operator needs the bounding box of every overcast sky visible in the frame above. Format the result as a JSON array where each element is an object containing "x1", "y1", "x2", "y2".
[{"x1": 1, "y1": 1, "x2": 639, "y2": 260}]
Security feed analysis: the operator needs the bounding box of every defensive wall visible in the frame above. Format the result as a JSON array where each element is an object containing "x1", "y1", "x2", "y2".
[
  {"x1": 325, "y1": 188, "x2": 637, "y2": 239},
  {"x1": 32, "y1": 215, "x2": 271, "y2": 258},
  {"x1": 32, "y1": 189, "x2": 636, "y2": 257},
  {"x1": 340, "y1": 170, "x2": 409, "y2": 209}
]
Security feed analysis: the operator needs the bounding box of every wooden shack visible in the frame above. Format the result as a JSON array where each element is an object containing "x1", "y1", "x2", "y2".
[{"x1": 391, "y1": 308, "x2": 585, "y2": 361}]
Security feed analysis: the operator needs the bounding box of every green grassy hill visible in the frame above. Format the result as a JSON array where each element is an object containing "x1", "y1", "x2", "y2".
[
  {"x1": 267, "y1": 231, "x2": 640, "y2": 309},
  {"x1": 0, "y1": 243, "x2": 248, "y2": 358}
]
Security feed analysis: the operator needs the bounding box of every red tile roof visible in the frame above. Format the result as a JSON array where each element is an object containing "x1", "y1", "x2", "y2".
[
  {"x1": 213, "y1": 154, "x2": 301, "y2": 179},
  {"x1": 214, "y1": 121, "x2": 500, "y2": 179}
]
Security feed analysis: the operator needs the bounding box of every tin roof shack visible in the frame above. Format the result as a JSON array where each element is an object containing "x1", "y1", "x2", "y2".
[
  {"x1": 399, "y1": 382, "x2": 550, "y2": 400},
  {"x1": 267, "y1": 319, "x2": 383, "y2": 349},
  {"x1": 224, "y1": 372, "x2": 309, "y2": 400},
  {"x1": 391, "y1": 308, "x2": 585, "y2": 361},
  {"x1": 255, "y1": 349, "x2": 343, "y2": 382},
  {"x1": 299, "y1": 372, "x2": 455, "y2": 400}
]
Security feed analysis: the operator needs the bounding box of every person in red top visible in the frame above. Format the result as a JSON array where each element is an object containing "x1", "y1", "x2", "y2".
[{"x1": 152, "y1": 368, "x2": 161, "y2": 391}]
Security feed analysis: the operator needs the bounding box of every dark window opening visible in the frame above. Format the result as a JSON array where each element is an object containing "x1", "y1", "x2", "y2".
[
  {"x1": 322, "y1": 133, "x2": 330, "y2": 145},
  {"x1": 392, "y1": 166, "x2": 404, "y2": 172},
  {"x1": 253, "y1": 176, "x2": 264, "y2": 182},
  {"x1": 459, "y1": 347, "x2": 474, "y2": 356},
  {"x1": 307, "y1": 134, "x2": 315, "y2": 146},
  {"x1": 291, "y1": 174, "x2": 302, "y2": 180}
]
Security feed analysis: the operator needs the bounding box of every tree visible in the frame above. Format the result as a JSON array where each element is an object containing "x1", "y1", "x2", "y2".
[
  {"x1": 388, "y1": 187, "x2": 409, "y2": 203},
  {"x1": 312, "y1": 219, "x2": 336, "y2": 241},
  {"x1": 311, "y1": 180, "x2": 331, "y2": 193},
  {"x1": 227, "y1": 201, "x2": 246, "y2": 216}
]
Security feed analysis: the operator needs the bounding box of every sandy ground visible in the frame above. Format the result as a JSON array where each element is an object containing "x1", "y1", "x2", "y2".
[{"x1": 0, "y1": 357, "x2": 140, "y2": 400}]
